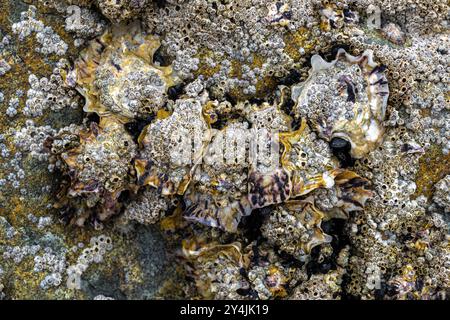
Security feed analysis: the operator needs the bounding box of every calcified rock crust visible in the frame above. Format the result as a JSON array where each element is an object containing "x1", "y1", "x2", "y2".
[{"x1": 0, "y1": 0, "x2": 448, "y2": 300}]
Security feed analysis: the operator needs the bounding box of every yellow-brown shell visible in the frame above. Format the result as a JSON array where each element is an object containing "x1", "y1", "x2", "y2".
[
  {"x1": 69, "y1": 24, "x2": 176, "y2": 122},
  {"x1": 183, "y1": 189, "x2": 253, "y2": 233},
  {"x1": 182, "y1": 239, "x2": 247, "y2": 265},
  {"x1": 243, "y1": 96, "x2": 292, "y2": 132},
  {"x1": 183, "y1": 121, "x2": 253, "y2": 232},
  {"x1": 131, "y1": 92, "x2": 372, "y2": 233}
]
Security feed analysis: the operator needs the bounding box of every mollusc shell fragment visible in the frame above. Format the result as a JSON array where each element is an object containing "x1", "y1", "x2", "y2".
[{"x1": 278, "y1": 118, "x2": 373, "y2": 213}]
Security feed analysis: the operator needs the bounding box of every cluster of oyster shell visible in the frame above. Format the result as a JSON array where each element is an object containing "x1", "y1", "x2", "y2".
[{"x1": 49, "y1": 25, "x2": 389, "y2": 296}]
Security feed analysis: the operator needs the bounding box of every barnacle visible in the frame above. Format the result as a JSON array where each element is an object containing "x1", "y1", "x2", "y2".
[
  {"x1": 386, "y1": 264, "x2": 443, "y2": 300},
  {"x1": 291, "y1": 49, "x2": 389, "y2": 159},
  {"x1": 243, "y1": 98, "x2": 293, "y2": 133},
  {"x1": 433, "y1": 175, "x2": 450, "y2": 213},
  {"x1": 290, "y1": 268, "x2": 345, "y2": 299},
  {"x1": 123, "y1": 187, "x2": 173, "y2": 225},
  {"x1": 183, "y1": 238, "x2": 308, "y2": 300},
  {"x1": 55, "y1": 116, "x2": 137, "y2": 225},
  {"x1": 68, "y1": 24, "x2": 177, "y2": 121}
]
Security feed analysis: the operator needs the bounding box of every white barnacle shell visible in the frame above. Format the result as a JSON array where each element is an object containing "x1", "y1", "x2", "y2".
[{"x1": 291, "y1": 49, "x2": 389, "y2": 159}]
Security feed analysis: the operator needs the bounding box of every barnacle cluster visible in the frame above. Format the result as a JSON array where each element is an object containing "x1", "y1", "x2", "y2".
[{"x1": 0, "y1": 0, "x2": 448, "y2": 300}]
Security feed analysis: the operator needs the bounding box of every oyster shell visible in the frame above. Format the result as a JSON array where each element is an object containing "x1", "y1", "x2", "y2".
[
  {"x1": 291, "y1": 49, "x2": 389, "y2": 159},
  {"x1": 183, "y1": 239, "x2": 307, "y2": 300},
  {"x1": 56, "y1": 117, "x2": 137, "y2": 225},
  {"x1": 183, "y1": 121, "x2": 253, "y2": 232},
  {"x1": 271, "y1": 118, "x2": 372, "y2": 214},
  {"x1": 68, "y1": 24, "x2": 176, "y2": 121},
  {"x1": 97, "y1": 0, "x2": 149, "y2": 23},
  {"x1": 182, "y1": 240, "x2": 250, "y2": 299},
  {"x1": 135, "y1": 96, "x2": 210, "y2": 195},
  {"x1": 130, "y1": 85, "x2": 372, "y2": 233},
  {"x1": 261, "y1": 198, "x2": 332, "y2": 259}
]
